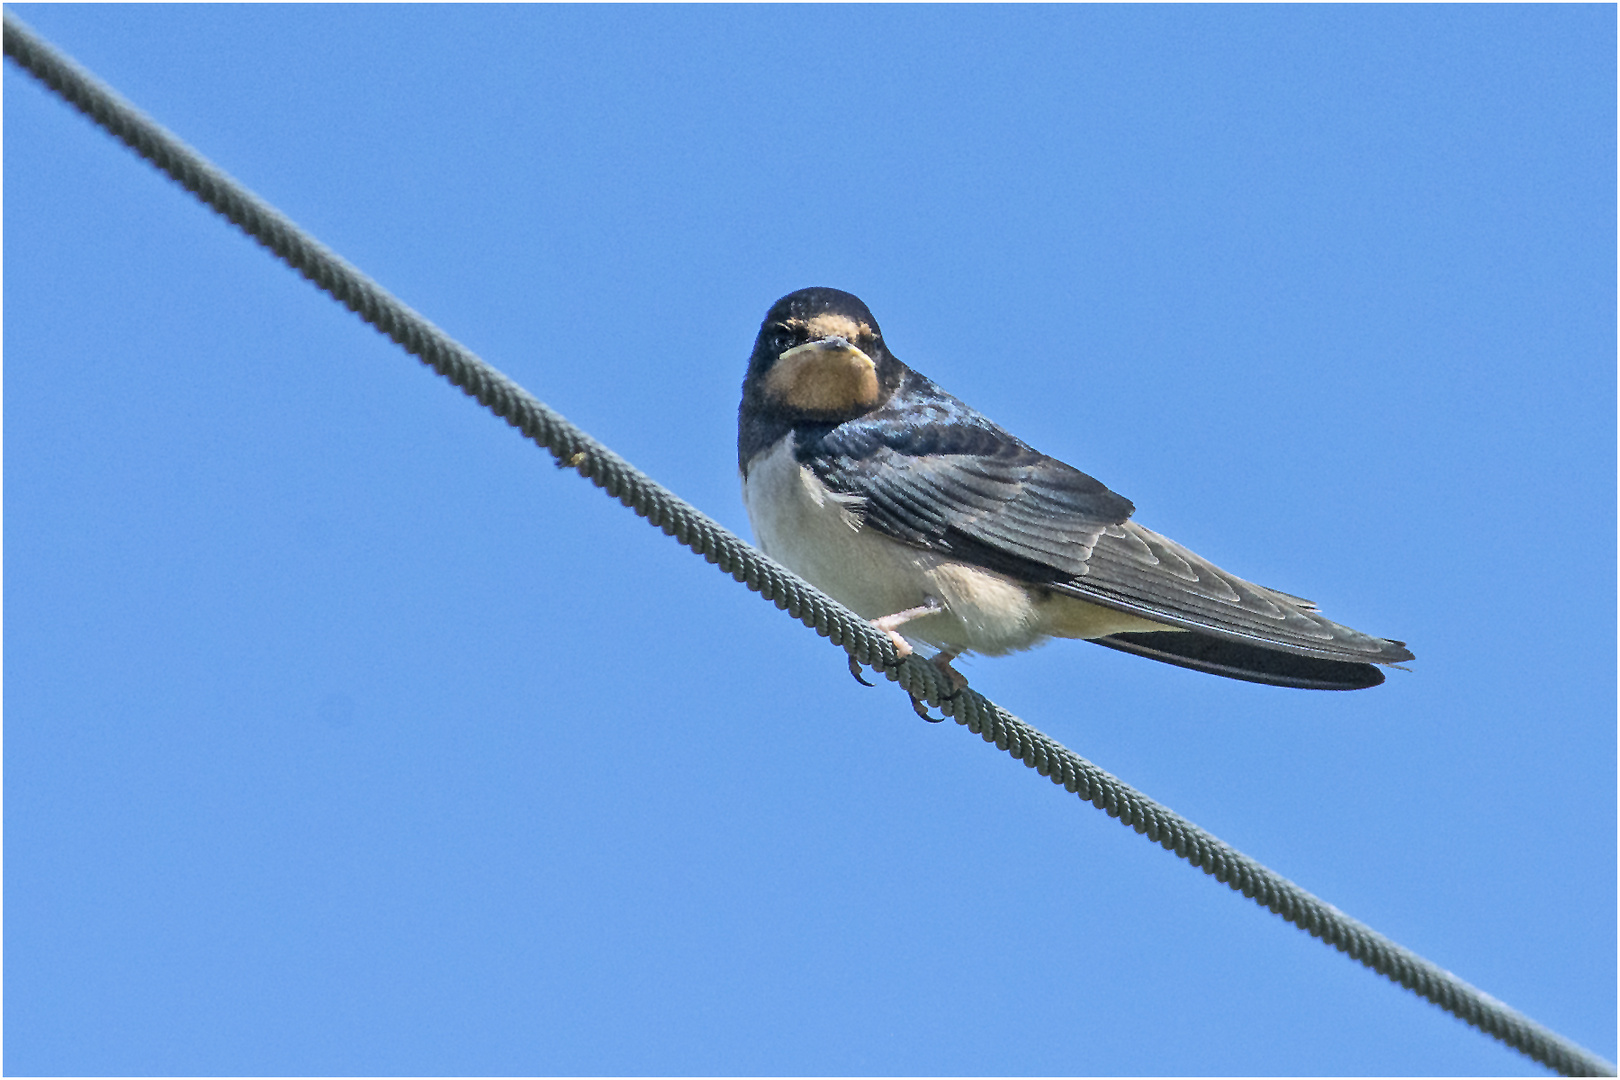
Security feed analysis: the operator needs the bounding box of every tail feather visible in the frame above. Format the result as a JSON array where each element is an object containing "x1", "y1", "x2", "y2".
[{"x1": 1092, "y1": 630, "x2": 1388, "y2": 691}]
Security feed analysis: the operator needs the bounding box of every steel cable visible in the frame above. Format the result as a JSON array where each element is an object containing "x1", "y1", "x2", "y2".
[{"x1": 5, "y1": 12, "x2": 1610, "y2": 1076}]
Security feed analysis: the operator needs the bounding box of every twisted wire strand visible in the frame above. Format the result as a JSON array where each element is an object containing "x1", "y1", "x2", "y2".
[{"x1": 5, "y1": 12, "x2": 1610, "y2": 1077}]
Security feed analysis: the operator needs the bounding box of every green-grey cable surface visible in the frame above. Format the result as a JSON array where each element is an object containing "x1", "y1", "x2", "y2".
[{"x1": 5, "y1": 12, "x2": 1609, "y2": 1078}]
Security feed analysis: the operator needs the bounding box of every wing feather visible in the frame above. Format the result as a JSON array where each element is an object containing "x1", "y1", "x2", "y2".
[
  {"x1": 796, "y1": 370, "x2": 1412, "y2": 667},
  {"x1": 1057, "y1": 522, "x2": 1411, "y2": 662}
]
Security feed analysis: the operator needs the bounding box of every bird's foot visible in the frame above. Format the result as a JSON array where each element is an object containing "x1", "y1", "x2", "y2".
[
  {"x1": 906, "y1": 650, "x2": 967, "y2": 723},
  {"x1": 848, "y1": 622, "x2": 915, "y2": 687},
  {"x1": 863, "y1": 601, "x2": 962, "y2": 720},
  {"x1": 929, "y1": 649, "x2": 969, "y2": 694}
]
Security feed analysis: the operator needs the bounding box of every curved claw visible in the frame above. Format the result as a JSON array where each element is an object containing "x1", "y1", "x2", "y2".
[
  {"x1": 910, "y1": 695, "x2": 948, "y2": 723},
  {"x1": 848, "y1": 655, "x2": 876, "y2": 687}
]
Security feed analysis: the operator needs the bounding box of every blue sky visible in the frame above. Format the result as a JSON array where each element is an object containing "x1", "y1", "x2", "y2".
[{"x1": 5, "y1": 6, "x2": 1613, "y2": 1075}]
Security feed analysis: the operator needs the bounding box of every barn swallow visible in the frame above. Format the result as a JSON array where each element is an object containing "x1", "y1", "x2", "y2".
[{"x1": 737, "y1": 287, "x2": 1413, "y2": 691}]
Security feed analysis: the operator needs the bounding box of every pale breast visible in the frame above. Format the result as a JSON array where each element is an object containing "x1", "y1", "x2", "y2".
[{"x1": 741, "y1": 438, "x2": 928, "y2": 623}]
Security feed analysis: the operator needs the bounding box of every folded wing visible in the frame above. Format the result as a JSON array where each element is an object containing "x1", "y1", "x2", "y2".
[{"x1": 800, "y1": 372, "x2": 1412, "y2": 673}]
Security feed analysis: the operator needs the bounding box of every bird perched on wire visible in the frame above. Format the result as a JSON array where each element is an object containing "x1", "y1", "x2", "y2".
[{"x1": 737, "y1": 287, "x2": 1413, "y2": 691}]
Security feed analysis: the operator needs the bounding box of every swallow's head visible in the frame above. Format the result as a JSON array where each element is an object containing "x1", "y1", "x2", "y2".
[{"x1": 741, "y1": 288, "x2": 903, "y2": 423}]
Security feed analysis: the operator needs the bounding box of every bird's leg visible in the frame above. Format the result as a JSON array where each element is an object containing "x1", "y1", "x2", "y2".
[
  {"x1": 848, "y1": 601, "x2": 940, "y2": 686},
  {"x1": 868, "y1": 598, "x2": 943, "y2": 662}
]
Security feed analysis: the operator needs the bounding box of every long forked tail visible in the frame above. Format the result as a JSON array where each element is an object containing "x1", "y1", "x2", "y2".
[{"x1": 1092, "y1": 630, "x2": 1391, "y2": 690}]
